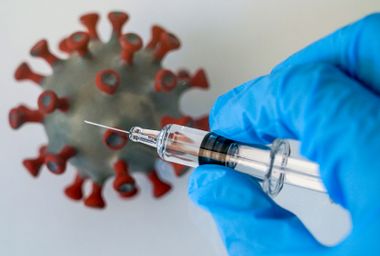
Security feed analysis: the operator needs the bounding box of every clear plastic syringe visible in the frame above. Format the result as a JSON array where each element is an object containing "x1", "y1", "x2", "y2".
[{"x1": 84, "y1": 121, "x2": 326, "y2": 196}]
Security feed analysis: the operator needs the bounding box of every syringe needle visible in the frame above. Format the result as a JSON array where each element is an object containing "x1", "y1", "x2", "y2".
[{"x1": 84, "y1": 120, "x2": 130, "y2": 134}]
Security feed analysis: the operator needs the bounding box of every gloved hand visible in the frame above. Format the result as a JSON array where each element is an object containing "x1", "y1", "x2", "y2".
[{"x1": 188, "y1": 14, "x2": 380, "y2": 255}]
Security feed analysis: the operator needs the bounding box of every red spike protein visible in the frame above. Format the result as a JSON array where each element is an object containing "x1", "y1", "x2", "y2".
[{"x1": 9, "y1": 11, "x2": 210, "y2": 209}]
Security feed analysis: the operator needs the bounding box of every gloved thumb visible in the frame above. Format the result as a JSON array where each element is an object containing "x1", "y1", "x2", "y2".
[{"x1": 188, "y1": 165, "x2": 326, "y2": 255}]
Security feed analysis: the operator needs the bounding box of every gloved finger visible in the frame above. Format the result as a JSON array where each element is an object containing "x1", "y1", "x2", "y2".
[
  {"x1": 210, "y1": 63, "x2": 380, "y2": 215},
  {"x1": 273, "y1": 13, "x2": 380, "y2": 92},
  {"x1": 209, "y1": 75, "x2": 292, "y2": 145},
  {"x1": 188, "y1": 165, "x2": 328, "y2": 255}
]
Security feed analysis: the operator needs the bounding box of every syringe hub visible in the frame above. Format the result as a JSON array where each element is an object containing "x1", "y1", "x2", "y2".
[{"x1": 129, "y1": 126, "x2": 160, "y2": 148}]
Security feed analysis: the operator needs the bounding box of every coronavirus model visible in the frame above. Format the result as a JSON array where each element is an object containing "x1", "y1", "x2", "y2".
[{"x1": 9, "y1": 11, "x2": 209, "y2": 209}]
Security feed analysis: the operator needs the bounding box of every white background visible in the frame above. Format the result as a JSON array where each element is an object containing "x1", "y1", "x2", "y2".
[{"x1": 1, "y1": 1, "x2": 379, "y2": 256}]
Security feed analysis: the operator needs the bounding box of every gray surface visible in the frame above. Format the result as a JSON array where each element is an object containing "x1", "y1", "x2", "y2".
[
  {"x1": 42, "y1": 32, "x2": 191, "y2": 185},
  {"x1": 1, "y1": 1, "x2": 380, "y2": 256}
]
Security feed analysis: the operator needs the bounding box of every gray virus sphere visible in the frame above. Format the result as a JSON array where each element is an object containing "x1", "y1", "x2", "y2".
[{"x1": 9, "y1": 11, "x2": 210, "y2": 209}]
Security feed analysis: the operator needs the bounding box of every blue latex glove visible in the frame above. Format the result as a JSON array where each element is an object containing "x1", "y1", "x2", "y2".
[{"x1": 188, "y1": 14, "x2": 380, "y2": 255}]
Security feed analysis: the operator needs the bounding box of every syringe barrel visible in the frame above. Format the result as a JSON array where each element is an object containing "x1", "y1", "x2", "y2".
[
  {"x1": 157, "y1": 124, "x2": 326, "y2": 195},
  {"x1": 157, "y1": 124, "x2": 207, "y2": 167}
]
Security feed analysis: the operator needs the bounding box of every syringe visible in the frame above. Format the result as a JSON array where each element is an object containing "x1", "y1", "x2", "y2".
[{"x1": 84, "y1": 121, "x2": 326, "y2": 196}]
